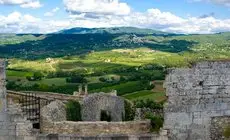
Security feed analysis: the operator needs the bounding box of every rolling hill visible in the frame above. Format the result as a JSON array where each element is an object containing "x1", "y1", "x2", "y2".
[{"x1": 2, "y1": 27, "x2": 230, "y2": 102}]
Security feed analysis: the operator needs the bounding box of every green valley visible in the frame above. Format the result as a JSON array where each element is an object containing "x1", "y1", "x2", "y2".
[{"x1": 2, "y1": 27, "x2": 230, "y2": 102}]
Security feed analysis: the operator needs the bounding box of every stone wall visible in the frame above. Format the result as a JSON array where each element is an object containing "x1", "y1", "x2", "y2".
[
  {"x1": 164, "y1": 61, "x2": 230, "y2": 140},
  {"x1": 40, "y1": 100, "x2": 67, "y2": 133},
  {"x1": 36, "y1": 133, "x2": 168, "y2": 140},
  {"x1": 40, "y1": 100, "x2": 154, "y2": 137},
  {"x1": 81, "y1": 93, "x2": 125, "y2": 122},
  {"x1": 40, "y1": 100, "x2": 167, "y2": 139},
  {"x1": 42, "y1": 121, "x2": 152, "y2": 136},
  {"x1": 0, "y1": 60, "x2": 36, "y2": 140},
  {"x1": 0, "y1": 60, "x2": 7, "y2": 121}
]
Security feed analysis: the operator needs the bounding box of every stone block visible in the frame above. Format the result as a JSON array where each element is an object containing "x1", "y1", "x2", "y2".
[
  {"x1": 81, "y1": 94, "x2": 125, "y2": 122},
  {"x1": 164, "y1": 61, "x2": 230, "y2": 140}
]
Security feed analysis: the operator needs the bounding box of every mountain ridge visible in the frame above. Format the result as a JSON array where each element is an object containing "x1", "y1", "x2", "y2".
[{"x1": 56, "y1": 27, "x2": 170, "y2": 35}]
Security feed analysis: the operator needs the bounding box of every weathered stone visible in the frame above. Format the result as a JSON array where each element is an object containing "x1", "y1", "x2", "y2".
[
  {"x1": 164, "y1": 61, "x2": 230, "y2": 140},
  {"x1": 0, "y1": 59, "x2": 36, "y2": 140},
  {"x1": 42, "y1": 121, "x2": 152, "y2": 136},
  {"x1": 41, "y1": 100, "x2": 66, "y2": 122},
  {"x1": 81, "y1": 93, "x2": 125, "y2": 122}
]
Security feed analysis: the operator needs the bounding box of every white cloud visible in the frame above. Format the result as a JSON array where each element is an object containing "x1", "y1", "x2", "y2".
[
  {"x1": 0, "y1": 11, "x2": 43, "y2": 33},
  {"x1": 67, "y1": 8, "x2": 230, "y2": 34},
  {"x1": 0, "y1": 0, "x2": 42, "y2": 8},
  {"x1": 0, "y1": 0, "x2": 30, "y2": 5},
  {"x1": 1, "y1": 9, "x2": 230, "y2": 34},
  {"x1": 191, "y1": 0, "x2": 230, "y2": 7},
  {"x1": 63, "y1": 0, "x2": 131, "y2": 16},
  {"x1": 44, "y1": 7, "x2": 60, "y2": 17},
  {"x1": 20, "y1": 1, "x2": 42, "y2": 8}
]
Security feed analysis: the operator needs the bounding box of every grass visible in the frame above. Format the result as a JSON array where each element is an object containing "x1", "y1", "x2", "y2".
[
  {"x1": 7, "y1": 76, "x2": 69, "y2": 86},
  {"x1": 8, "y1": 59, "x2": 58, "y2": 72},
  {"x1": 7, "y1": 47, "x2": 190, "y2": 73},
  {"x1": 38, "y1": 78, "x2": 68, "y2": 86},
  {"x1": 122, "y1": 90, "x2": 166, "y2": 102},
  {"x1": 89, "y1": 81, "x2": 148, "y2": 96},
  {"x1": 7, "y1": 70, "x2": 33, "y2": 77}
]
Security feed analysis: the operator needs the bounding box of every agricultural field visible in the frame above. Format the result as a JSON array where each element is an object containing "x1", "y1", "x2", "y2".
[{"x1": 2, "y1": 28, "x2": 230, "y2": 102}]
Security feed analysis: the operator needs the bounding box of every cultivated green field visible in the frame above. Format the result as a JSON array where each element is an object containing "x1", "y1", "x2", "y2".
[
  {"x1": 122, "y1": 91, "x2": 166, "y2": 102},
  {"x1": 2, "y1": 28, "x2": 230, "y2": 102}
]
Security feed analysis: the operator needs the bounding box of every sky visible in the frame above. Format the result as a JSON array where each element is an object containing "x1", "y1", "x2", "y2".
[{"x1": 0, "y1": 0, "x2": 230, "y2": 34}]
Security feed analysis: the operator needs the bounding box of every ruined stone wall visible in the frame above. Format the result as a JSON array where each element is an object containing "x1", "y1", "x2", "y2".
[
  {"x1": 0, "y1": 60, "x2": 35, "y2": 140},
  {"x1": 81, "y1": 93, "x2": 125, "y2": 122},
  {"x1": 42, "y1": 120, "x2": 152, "y2": 136},
  {"x1": 0, "y1": 60, "x2": 12, "y2": 139},
  {"x1": 40, "y1": 100, "x2": 154, "y2": 137},
  {"x1": 164, "y1": 61, "x2": 230, "y2": 140},
  {"x1": 36, "y1": 133, "x2": 168, "y2": 140},
  {"x1": 0, "y1": 59, "x2": 168, "y2": 140},
  {"x1": 40, "y1": 100, "x2": 67, "y2": 133},
  {"x1": 0, "y1": 60, "x2": 7, "y2": 120},
  {"x1": 40, "y1": 101, "x2": 166, "y2": 139}
]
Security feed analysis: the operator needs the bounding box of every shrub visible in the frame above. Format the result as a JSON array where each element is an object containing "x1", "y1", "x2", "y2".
[
  {"x1": 120, "y1": 76, "x2": 126, "y2": 82},
  {"x1": 134, "y1": 99, "x2": 163, "y2": 110},
  {"x1": 33, "y1": 72, "x2": 43, "y2": 81},
  {"x1": 26, "y1": 72, "x2": 43, "y2": 81},
  {"x1": 124, "y1": 99, "x2": 135, "y2": 121},
  {"x1": 111, "y1": 77, "x2": 115, "y2": 81},
  {"x1": 146, "y1": 84, "x2": 155, "y2": 90},
  {"x1": 66, "y1": 100, "x2": 82, "y2": 121},
  {"x1": 66, "y1": 75, "x2": 87, "y2": 83},
  {"x1": 26, "y1": 76, "x2": 33, "y2": 81},
  {"x1": 224, "y1": 126, "x2": 230, "y2": 138},
  {"x1": 145, "y1": 113, "x2": 164, "y2": 132},
  {"x1": 99, "y1": 77, "x2": 107, "y2": 82},
  {"x1": 6, "y1": 81, "x2": 18, "y2": 90}
]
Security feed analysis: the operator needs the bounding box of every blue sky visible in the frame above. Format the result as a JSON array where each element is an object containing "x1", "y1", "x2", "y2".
[{"x1": 0, "y1": 0, "x2": 230, "y2": 34}]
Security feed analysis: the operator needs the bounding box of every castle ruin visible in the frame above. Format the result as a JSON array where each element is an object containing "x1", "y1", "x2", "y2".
[
  {"x1": 0, "y1": 59, "x2": 168, "y2": 140},
  {"x1": 4, "y1": 59, "x2": 230, "y2": 139}
]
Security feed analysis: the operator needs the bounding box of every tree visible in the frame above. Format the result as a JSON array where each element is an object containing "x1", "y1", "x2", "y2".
[
  {"x1": 124, "y1": 99, "x2": 135, "y2": 121},
  {"x1": 33, "y1": 72, "x2": 43, "y2": 81},
  {"x1": 99, "y1": 77, "x2": 107, "y2": 82},
  {"x1": 66, "y1": 100, "x2": 82, "y2": 121},
  {"x1": 26, "y1": 76, "x2": 33, "y2": 81},
  {"x1": 66, "y1": 75, "x2": 87, "y2": 83},
  {"x1": 120, "y1": 76, "x2": 126, "y2": 82}
]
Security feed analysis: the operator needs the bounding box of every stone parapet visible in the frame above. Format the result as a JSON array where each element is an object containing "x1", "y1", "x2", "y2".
[{"x1": 42, "y1": 121, "x2": 152, "y2": 136}]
